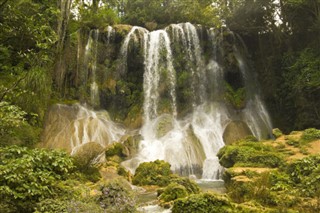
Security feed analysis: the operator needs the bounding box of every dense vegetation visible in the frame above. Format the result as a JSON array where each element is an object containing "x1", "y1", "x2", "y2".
[{"x1": 0, "y1": 0, "x2": 319, "y2": 143}]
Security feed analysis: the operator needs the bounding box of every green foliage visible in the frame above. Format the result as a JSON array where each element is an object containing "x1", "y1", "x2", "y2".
[
  {"x1": 280, "y1": 48, "x2": 320, "y2": 129},
  {"x1": 78, "y1": 4, "x2": 120, "y2": 28},
  {"x1": 123, "y1": 0, "x2": 222, "y2": 28},
  {"x1": 98, "y1": 179, "x2": 136, "y2": 213},
  {"x1": 301, "y1": 128, "x2": 320, "y2": 142},
  {"x1": 0, "y1": 101, "x2": 27, "y2": 133},
  {"x1": 0, "y1": 146, "x2": 76, "y2": 212},
  {"x1": 172, "y1": 192, "x2": 235, "y2": 213},
  {"x1": 0, "y1": 102, "x2": 42, "y2": 147},
  {"x1": 35, "y1": 193, "x2": 104, "y2": 213},
  {"x1": 286, "y1": 155, "x2": 320, "y2": 186},
  {"x1": 18, "y1": 66, "x2": 52, "y2": 122},
  {"x1": 132, "y1": 160, "x2": 172, "y2": 186},
  {"x1": 225, "y1": 83, "x2": 246, "y2": 109},
  {"x1": 218, "y1": 141, "x2": 284, "y2": 168},
  {"x1": 105, "y1": 142, "x2": 126, "y2": 158}
]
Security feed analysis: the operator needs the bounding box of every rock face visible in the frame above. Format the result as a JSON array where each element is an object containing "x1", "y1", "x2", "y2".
[
  {"x1": 223, "y1": 121, "x2": 253, "y2": 145},
  {"x1": 41, "y1": 104, "x2": 125, "y2": 154}
]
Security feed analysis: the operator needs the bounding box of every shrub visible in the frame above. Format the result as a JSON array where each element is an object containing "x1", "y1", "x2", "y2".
[
  {"x1": 172, "y1": 192, "x2": 235, "y2": 213},
  {"x1": 98, "y1": 179, "x2": 136, "y2": 213},
  {"x1": 286, "y1": 155, "x2": 320, "y2": 184},
  {"x1": 0, "y1": 146, "x2": 76, "y2": 212},
  {"x1": 105, "y1": 142, "x2": 126, "y2": 158},
  {"x1": 301, "y1": 128, "x2": 320, "y2": 142},
  {"x1": 132, "y1": 160, "x2": 172, "y2": 186}
]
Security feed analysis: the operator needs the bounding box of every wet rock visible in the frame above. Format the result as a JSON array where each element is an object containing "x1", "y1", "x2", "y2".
[{"x1": 223, "y1": 121, "x2": 253, "y2": 145}]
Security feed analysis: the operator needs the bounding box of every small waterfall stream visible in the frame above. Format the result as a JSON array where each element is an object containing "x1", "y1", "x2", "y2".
[{"x1": 84, "y1": 29, "x2": 100, "y2": 107}]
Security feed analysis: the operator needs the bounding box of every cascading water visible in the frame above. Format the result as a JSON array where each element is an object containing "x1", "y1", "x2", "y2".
[
  {"x1": 232, "y1": 38, "x2": 273, "y2": 140},
  {"x1": 84, "y1": 29, "x2": 100, "y2": 107},
  {"x1": 143, "y1": 30, "x2": 177, "y2": 122},
  {"x1": 121, "y1": 22, "x2": 273, "y2": 180},
  {"x1": 44, "y1": 22, "x2": 273, "y2": 181},
  {"x1": 119, "y1": 26, "x2": 149, "y2": 76}
]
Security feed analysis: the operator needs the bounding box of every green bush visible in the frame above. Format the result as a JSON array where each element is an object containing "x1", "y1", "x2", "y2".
[
  {"x1": 0, "y1": 146, "x2": 76, "y2": 212},
  {"x1": 35, "y1": 197, "x2": 104, "y2": 213},
  {"x1": 172, "y1": 192, "x2": 235, "y2": 213},
  {"x1": 159, "y1": 183, "x2": 188, "y2": 202},
  {"x1": 132, "y1": 160, "x2": 172, "y2": 186},
  {"x1": 301, "y1": 128, "x2": 320, "y2": 142},
  {"x1": 225, "y1": 83, "x2": 246, "y2": 109},
  {"x1": 286, "y1": 155, "x2": 320, "y2": 184},
  {"x1": 105, "y1": 142, "x2": 126, "y2": 158},
  {"x1": 98, "y1": 179, "x2": 136, "y2": 213}
]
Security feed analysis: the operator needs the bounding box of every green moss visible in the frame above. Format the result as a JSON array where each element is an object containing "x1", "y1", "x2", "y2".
[
  {"x1": 217, "y1": 142, "x2": 284, "y2": 168},
  {"x1": 170, "y1": 176, "x2": 200, "y2": 194},
  {"x1": 272, "y1": 128, "x2": 283, "y2": 138},
  {"x1": 132, "y1": 160, "x2": 172, "y2": 186},
  {"x1": 172, "y1": 192, "x2": 235, "y2": 213},
  {"x1": 105, "y1": 143, "x2": 126, "y2": 158},
  {"x1": 225, "y1": 83, "x2": 246, "y2": 109},
  {"x1": 159, "y1": 183, "x2": 188, "y2": 202}
]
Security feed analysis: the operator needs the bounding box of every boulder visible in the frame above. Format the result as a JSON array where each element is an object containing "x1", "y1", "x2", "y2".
[{"x1": 223, "y1": 121, "x2": 253, "y2": 145}]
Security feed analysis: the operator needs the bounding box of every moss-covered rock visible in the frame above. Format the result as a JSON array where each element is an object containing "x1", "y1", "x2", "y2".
[
  {"x1": 73, "y1": 142, "x2": 105, "y2": 164},
  {"x1": 217, "y1": 141, "x2": 284, "y2": 168},
  {"x1": 172, "y1": 192, "x2": 235, "y2": 213},
  {"x1": 132, "y1": 160, "x2": 172, "y2": 186},
  {"x1": 170, "y1": 176, "x2": 200, "y2": 194},
  {"x1": 158, "y1": 183, "x2": 188, "y2": 203},
  {"x1": 272, "y1": 128, "x2": 283, "y2": 138},
  {"x1": 105, "y1": 142, "x2": 126, "y2": 159}
]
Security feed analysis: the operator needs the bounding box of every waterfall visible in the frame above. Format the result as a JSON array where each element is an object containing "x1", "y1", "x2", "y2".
[
  {"x1": 119, "y1": 26, "x2": 149, "y2": 75},
  {"x1": 232, "y1": 38, "x2": 273, "y2": 140},
  {"x1": 106, "y1": 26, "x2": 115, "y2": 44},
  {"x1": 121, "y1": 23, "x2": 273, "y2": 180},
  {"x1": 143, "y1": 30, "x2": 177, "y2": 123},
  {"x1": 84, "y1": 29, "x2": 100, "y2": 107},
  {"x1": 44, "y1": 22, "x2": 273, "y2": 181},
  {"x1": 167, "y1": 23, "x2": 206, "y2": 106}
]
